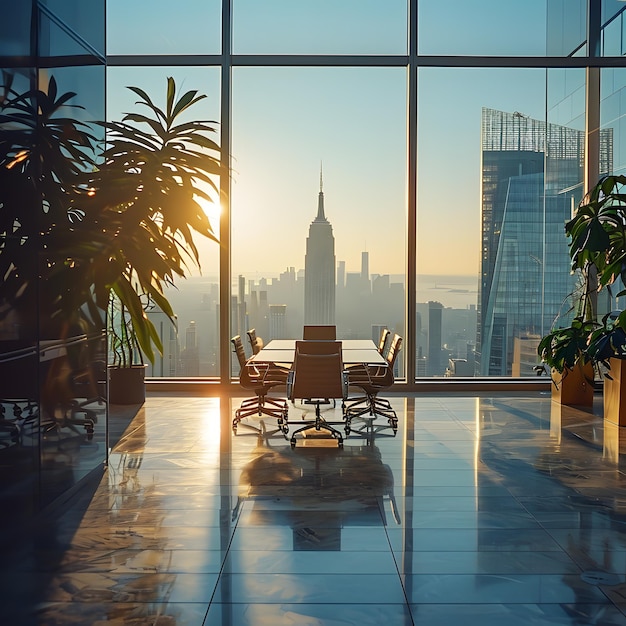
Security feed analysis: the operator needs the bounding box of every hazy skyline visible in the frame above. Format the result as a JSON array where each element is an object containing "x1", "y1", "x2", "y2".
[{"x1": 106, "y1": 1, "x2": 551, "y2": 283}]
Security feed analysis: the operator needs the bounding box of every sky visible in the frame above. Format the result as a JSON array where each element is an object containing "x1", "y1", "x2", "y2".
[{"x1": 106, "y1": 0, "x2": 551, "y2": 281}]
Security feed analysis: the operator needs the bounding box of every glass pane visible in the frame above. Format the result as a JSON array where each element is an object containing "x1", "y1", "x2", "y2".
[
  {"x1": 40, "y1": 0, "x2": 105, "y2": 55},
  {"x1": 107, "y1": 0, "x2": 221, "y2": 55},
  {"x1": 602, "y1": 68, "x2": 626, "y2": 176},
  {"x1": 107, "y1": 67, "x2": 221, "y2": 377},
  {"x1": 419, "y1": 0, "x2": 548, "y2": 56},
  {"x1": 416, "y1": 68, "x2": 581, "y2": 378},
  {"x1": 231, "y1": 67, "x2": 407, "y2": 376},
  {"x1": 547, "y1": 0, "x2": 586, "y2": 56},
  {"x1": 233, "y1": 0, "x2": 407, "y2": 54},
  {"x1": 0, "y1": 2, "x2": 32, "y2": 56}
]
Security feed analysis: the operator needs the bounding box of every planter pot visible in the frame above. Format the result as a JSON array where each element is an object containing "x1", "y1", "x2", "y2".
[
  {"x1": 551, "y1": 362, "x2": 594, "y2": 408},
  {"x1": 108, "y1": 365, "x2": 146, "y2": 405},
  {"x1": 603, "y1": 357, "x2": 626, "y2": 425}
]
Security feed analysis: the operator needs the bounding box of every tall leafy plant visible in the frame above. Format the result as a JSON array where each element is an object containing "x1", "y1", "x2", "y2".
[
  {"x1": 566, "y1": 174, "x2": 626, "y2": 367},
  {"x1": 538, "y1": 174, "x2": 626, "y2": 378},
  {"x1": 78, "y1": 77, "x2": 221, "y2": 365}
]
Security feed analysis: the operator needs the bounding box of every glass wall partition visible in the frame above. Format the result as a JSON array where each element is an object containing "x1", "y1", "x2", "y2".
[{"x1": 0, "y1": 0, "x2": 107, "y2": 519}]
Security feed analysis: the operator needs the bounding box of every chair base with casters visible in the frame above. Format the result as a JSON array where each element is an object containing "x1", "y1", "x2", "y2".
[
  {"x1": 344, "y1": 370, "x2": 399, "y2": 435},
  {"x1": 233, "y1": 394, "x2": 289, "y2": 435},
  {"x1": 344, "y1": 334, "x2": 402, "y2": 439},
  {"x1": 231, "y1": 335, "x2": 289, "y2": 435},
  {"x1": 344, "y1": 393, "x2": 398, "y2": 438},
  {"x1": 288, "y1": 398, "x2": 344, "y2": 448}
]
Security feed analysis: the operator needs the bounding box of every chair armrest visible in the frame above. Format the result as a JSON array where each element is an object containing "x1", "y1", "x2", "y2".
[
  {"x1": 286, "y1": 369, "x2": 295, "y2": 399},
  {"x1": 346, "y1": 364, "x2": 374, "y2": 386},
  {"x1": 342, "y1": 370, "x2": 350, "y2": 398}
]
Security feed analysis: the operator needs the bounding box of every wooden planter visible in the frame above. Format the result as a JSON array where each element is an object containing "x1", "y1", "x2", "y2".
[
  {"x1": 108, "y1": 365, "x2": 146, "y2": 405},
  {"x1": 603, "y1": 357, "x2": 626, "y2": 425},
  {"x1": 551, "y1": 361, "x2": 594, "y2": 408}
]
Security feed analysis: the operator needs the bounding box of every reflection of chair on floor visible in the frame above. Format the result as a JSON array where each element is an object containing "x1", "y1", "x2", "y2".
[
  {"x1": 345, "y1": 334, "x2": 402, "y2": 435},
  {"x1": 232, "y1": 437, "x2": 400, "y2": 539},
  {"x1": 231, "y1": 335, "x2": 288, "y2": 434},
  {"x1": 287, "y1": 340, "x2": 348, "y2": 448}
]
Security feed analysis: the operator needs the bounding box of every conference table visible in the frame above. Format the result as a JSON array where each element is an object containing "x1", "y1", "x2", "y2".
[{"x1": 249, "y1": 338, "x2": 386, "y2": 367}]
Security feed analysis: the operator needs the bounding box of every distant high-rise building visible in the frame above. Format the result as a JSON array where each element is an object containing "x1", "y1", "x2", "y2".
[
  {"x1": 237, "y1": 275, "x2": 247, "y2": 337},
  {"x1": 269, "y1": 304, "x2": 287, "y2": 340},
  {"x1": 304, "y1": 168, "x2": 336, "y2": 324},
  {"x1": 360, "y1": 251, "x2": 371, "y2": 295},
  {"x1": 428, "y1": 301, "x2": 444, "y2": 376},
  {"x1": 258, "y1": 290, "x2": 270, "y2": 340},
  {"x1": 477, "y1": 108, "x2": 613, "y2": 376},
  {"x1": 180, "y1": 320, "x2": 199, "y2": 376},
  {"x1": 337, "y1": 260, "x2": 345, "y2": 290},
  {"x1": 145, "y1": 307, "x2": 178, "y2": 377}
]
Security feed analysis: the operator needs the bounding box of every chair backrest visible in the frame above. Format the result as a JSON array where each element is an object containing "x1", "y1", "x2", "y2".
[
  {"x1": 246, "y1": 329, "x2": 264, "y2": 355},
  {"x1": 377, "y1": 328, "x2": 391, "y2": 354},
  {"x1": 386, "y1": 334, "x2": 402, "y2": 370},
  {"x1": 231, "y1": 335, "x2": 247, "y2": 371},
  {"x1": 303, "y1": 325, "x2": 336, "y2": 340},
  {"x1": 289, "y1": 341, "x2": 345, "y2": 402}
]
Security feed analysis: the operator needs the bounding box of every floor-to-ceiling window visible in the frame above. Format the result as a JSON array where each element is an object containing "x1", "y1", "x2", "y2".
[
  {"x1": 107, "y1": 0, "x2": 222, "y2": 376},
  {"x1": 230, "y1": 66, "x2": 407, "y2": 376},
  {"x1": 102, "y1": 0, "x2": 626, "y2": 385}
]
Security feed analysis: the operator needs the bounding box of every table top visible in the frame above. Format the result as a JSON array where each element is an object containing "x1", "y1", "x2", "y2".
[
  {"x1": 259, "y1": 339, "x2": 376, "y2": 351},
  {"x1": 250, "y1": 339, "x2": 386, "y2": 366}
]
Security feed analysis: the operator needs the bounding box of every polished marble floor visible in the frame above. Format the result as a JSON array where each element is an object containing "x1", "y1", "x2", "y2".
[{"x1": 4, "y1": 392, "x2": 626, "y2": 624}]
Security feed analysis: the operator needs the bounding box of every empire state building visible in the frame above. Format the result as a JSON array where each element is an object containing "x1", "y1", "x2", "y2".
[{"x1": 304, "y1": 170, "x2": 336, "y2": 324}]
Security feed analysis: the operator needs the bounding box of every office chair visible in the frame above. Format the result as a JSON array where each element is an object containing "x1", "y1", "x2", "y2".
[
  {"x1": 231, "y1": 335, "x2": 289, "y2": 434},
  {"x1": 346, "y1": 327, "x2": 391, "y2": 377},
  {"x1": 345, "y1": 334, "x2": 402, "y2": 435},
  {"x1": 287, "y1": 340, "x2": 348, "y2": 448},
  {"x1": 246, "y1": 328, "x2": 264, "y2": 355},
  {"x1": 302, "y1": 325, "x2": 336, "y2": 340}
]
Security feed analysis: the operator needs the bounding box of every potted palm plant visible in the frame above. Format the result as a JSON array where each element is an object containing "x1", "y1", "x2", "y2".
[
  {"x1": 83, "y1": 77, "x2": 221, "y2": 403},
  {"x1": 537, "y1": 314, "x2": 598, "y2": 407}
]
